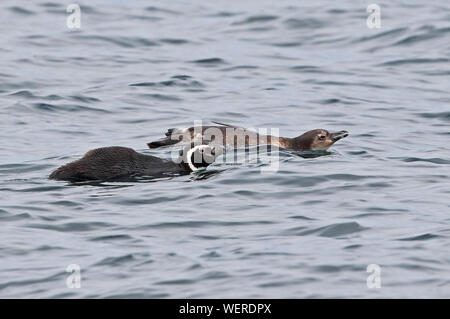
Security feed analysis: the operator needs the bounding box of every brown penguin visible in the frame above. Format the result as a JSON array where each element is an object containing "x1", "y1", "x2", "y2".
[{"x1": 147, "y1": 121, "x2": 348, "y2": 151}]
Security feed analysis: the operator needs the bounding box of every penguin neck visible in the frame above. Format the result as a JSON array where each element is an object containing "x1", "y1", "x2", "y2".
[
  {"x1": 281, "y1": 136, "x2": 309, "y2": 150},
  {"x1": 178, "y1": 151, "x2": 199, "y2": 172},
  {"x1": 179, "y1": 161, "x2": 193, "y2": 172},
  {"x1": 278, "y1": 137, "x2": 295, "y2": 149},
  {"x1": 136, "y1": 153, "x2": 183, "y2": 173}
]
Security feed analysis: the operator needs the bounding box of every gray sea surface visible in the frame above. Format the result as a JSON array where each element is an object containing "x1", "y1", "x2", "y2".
[{"x1": 0, "y1": 0, "x2": 449, "y2": 298}]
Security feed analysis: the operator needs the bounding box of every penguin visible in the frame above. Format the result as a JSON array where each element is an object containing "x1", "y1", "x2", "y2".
[
  {"x1": 49, "y1": 144, "x2": 220, "y2": 182},
  {"x1": 147, "y1": 121, "x2": 348, "y2": 151}
]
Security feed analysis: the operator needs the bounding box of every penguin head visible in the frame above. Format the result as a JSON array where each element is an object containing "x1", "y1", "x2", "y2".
[
  {"x1": 180, "y1": 143, "x2": 222, "y2": 172},
  {"x1": 293, "y1": 129, "x2": 349, "y2": 150}
]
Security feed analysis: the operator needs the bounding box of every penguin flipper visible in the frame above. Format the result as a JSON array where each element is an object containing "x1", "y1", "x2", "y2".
[
  {"x1": 211, "y1": 121, "x2": 241, "y2": 128},
  {"x1": 147, "y1": 137, "x2": 180, "y2": 149}
]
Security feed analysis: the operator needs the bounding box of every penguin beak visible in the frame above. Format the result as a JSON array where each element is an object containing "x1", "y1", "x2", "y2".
[{"x1": 330, "y1": 130, "x2": 349, "y2": 142}]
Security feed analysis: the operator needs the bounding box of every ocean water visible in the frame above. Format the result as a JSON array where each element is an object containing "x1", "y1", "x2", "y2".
[{"x1": 0, "y1": 0, "x2": 449, "y2": 298}]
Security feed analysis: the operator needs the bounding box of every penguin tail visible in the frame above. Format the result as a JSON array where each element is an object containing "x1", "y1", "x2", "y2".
[{"x1": 165, "y1": 128, "x2": 175, "y2": 136}]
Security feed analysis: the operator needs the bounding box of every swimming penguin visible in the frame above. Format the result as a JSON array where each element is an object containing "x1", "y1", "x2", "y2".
[
  {"x1": 49, "y1": 144, "x2": 220, "y2": 182},
  {"x1": 147, "y1": 121, "x2": 349, "y2": 151}
]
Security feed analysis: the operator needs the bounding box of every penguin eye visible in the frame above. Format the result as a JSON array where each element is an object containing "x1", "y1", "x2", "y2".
[{"x1": 318, "y1": 134, "x2": 326, "y2": 140}]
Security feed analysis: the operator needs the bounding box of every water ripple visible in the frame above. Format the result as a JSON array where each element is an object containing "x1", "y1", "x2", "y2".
[
  {"x1": 398, "y1": 233, "x2": 440, "y2": 241},
  {"x1": 8, "y1": 6, "x2": 35, "y2": 15},
  {"x1": 282, "y1": 222, "x2": 367, "y2": 238},
  {"x1": 232, "y1": 15, "x2": 278, "y2": 25}
]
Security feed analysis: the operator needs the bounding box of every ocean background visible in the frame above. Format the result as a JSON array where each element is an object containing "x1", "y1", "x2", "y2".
[{"x1": 0, "y1": 0, "x2": 449, "y2": 298}]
